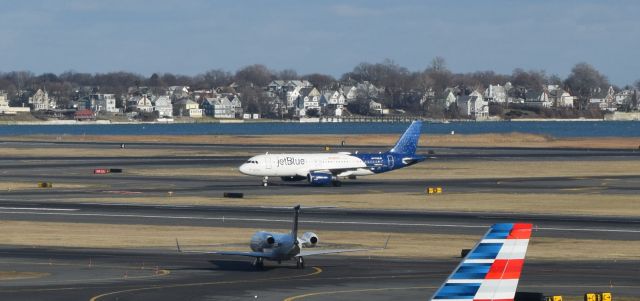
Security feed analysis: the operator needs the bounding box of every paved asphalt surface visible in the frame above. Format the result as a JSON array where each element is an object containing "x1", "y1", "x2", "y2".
[
  {"x1": 0, "y1": 141, "x2": 638, "y2": 300},
  {"x1": 0, "y1": 247, "x2": 637, "y2": 301}
]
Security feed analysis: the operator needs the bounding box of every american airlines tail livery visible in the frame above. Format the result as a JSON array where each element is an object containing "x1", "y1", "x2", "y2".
[{"x1": 239, "y1": 120, "x2": 426, "y2": 186}]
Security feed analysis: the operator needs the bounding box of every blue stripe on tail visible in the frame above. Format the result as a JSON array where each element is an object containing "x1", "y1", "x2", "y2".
[{"x1": 389, "y1": 120, "x2": 422, "y2": 155}]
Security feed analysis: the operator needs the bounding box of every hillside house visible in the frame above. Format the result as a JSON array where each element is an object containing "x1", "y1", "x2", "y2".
[
  {"x1": 484, "y1": 84, "x2": 508, "y2": 103},
  {"x1": 152, "y1": 95, "x2": 173, "y2": 117},
  {"x1": 29, "y1": 89, "x2": 56, "y2": 111},
  {"x1": 174, "y1": 98, "x2": 203, "y2": 117},
  {"x1": 524, "y1": 90, "x2": 552, "y2": 108},
  {"x1": 127, "y1": 94, "x2": 153, "y2": 112},
  {"x1": 202, "y1": 97, "x2": 234, "y2": 118},
  {"x1": 90, "y1": 94, "x2": 118, "y2": 113},
  {"x1": 456, "y1": 91, "x2": 489, "y2": 119}
]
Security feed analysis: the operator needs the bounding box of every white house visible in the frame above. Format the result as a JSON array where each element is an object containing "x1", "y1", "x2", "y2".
[
  {"x1": 456, "y1": 91, "x2": 489, "y2": 119},
  {"x1": 341, "y1": 86, "x2": 358, "y2": 102},
  {"x1": 202, "y1": 97, "x2": 235, "y2": 118},
  {"x1": 153, "y1": 95, "x2": 173, "y2": 117},
  {"x1": 484, "y1": 84, "x2": 508, "y2": 103},
  {"x1": 320, "y1": 90, "x2": 346, "y2": 107},
  {"x1": 369, "y1": 100, "x2": 389, "y2": 115},
  {"x1": 90, "y1": 94, "x2": 118, "y2": 113},
  {"x1": 173, "y1": 98, "x2": 203, "y2": 117},
  {"x1": 127, "y1": 94, "x2": 153, "y2": 112},
  {"x1": 524, "y1": 90, "x2": 552, "y2": 108},
  {"x1": 548, "y1": 89, "x2": 574, "y2": 108},
  {"x1": 29, "y1": 89, "x2": 56, "y2": 111},
  {"x1": 0, "y1": 91, "x2": 8, "y2": 108},
  {"x1": 296, "y1": 87, "x2": 321, "y2": 116}
]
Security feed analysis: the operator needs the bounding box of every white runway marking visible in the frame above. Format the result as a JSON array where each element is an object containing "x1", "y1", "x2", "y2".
[
  {"x1": 0, "y1": 211, "x2": 638, "y2": 234},
  {"x1": 0, "y1": 207, "x2": 78, "y2": 212}
]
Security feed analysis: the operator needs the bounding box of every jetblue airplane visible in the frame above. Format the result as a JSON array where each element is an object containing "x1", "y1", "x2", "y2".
[
  {"x1": 431, "y1": 223, "x2": 533, "y2": 301},
  {"x1": 177, "y1": 205, "x2": 381, "y2": 269},
  {"x1": 239, "y1": 120, "x2": 426, "y2": 186}
]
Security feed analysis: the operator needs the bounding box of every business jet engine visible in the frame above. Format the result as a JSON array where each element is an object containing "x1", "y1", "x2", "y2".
[
  {"x1": 307, "y1": 172, "x2": 333, "y2": 186},
  {"x1": 250, "y1": 231, "x2": 276, "y2": 251},
  {"x1": 300, "y1": 232, "x2": 318, "y2": 248}
]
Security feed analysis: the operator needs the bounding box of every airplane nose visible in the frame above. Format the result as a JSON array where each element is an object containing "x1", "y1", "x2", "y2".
[{"x1": 239, "y1": 163, "x2": 249, "y2": 175}]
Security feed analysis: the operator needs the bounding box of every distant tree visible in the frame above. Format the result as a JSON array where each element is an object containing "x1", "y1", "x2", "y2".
[
  {"x1": 429, "y1": 56, "x2": 447, "y2": 72},
  {"x1": 634, "y1": 79, "x2": 640, "y2": 91},
  {"x1": 511, "y1": 68, "x2": 546, "y2": 92},
  {"x1": 548, "y1": 74, "x2": 563, "y2": 86},
  {"x1": 235, "y1": 64, "x2": 273, "y2": 87},
  {"x1": 276, "y1": 69, "x2": 299, "y2": 80},
  {"x1": 201, "y1": 69, "x2": 232, "y2": 88},
  {"x1": 302, "y1": 73, "x2": 336, "y2": 90},
  {"x1": 564, "y1": 63, "x2": 609, "y2": 110}
]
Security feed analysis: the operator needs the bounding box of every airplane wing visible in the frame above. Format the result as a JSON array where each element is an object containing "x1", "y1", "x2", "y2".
[
  {"x1": 298, "y1": 248, "x2": 372, "y2": 257},
  {"x1": 298, "y1": 235, "x2": 390, "y2": 257},
  {"x1": 175, "y1": 239, "x2": 274, "y2": 258},
  {"x1": 430, "y1": 223, "x2": 533, "y2": 301}
]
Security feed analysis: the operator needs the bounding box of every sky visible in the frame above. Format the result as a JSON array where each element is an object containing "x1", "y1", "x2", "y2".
[{"x1": 1, "y1": 0, "x2": 639, "y2": 85}]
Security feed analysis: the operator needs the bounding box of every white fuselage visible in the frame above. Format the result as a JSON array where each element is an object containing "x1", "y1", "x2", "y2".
[{"x1": 239, "y1": 153, "x2": 373, "y2": 177}]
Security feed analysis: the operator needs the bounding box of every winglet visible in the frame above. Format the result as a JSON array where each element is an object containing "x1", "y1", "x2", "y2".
[{"x1": 175, "y1": 238, "x2": 182, "y2": 253}]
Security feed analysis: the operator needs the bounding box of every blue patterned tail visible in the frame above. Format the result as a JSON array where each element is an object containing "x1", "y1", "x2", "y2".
[{"x1": 389, "y1": 120, "x2": 422, "y2": 155}]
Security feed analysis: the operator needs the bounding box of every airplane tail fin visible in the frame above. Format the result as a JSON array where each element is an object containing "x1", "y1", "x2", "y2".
[
  {"x1": 291, "y1": 205, "x2": 301, "y2": 241},
  {"x1": 389, "y1": 120, "x2": 422, "y2": 156}
]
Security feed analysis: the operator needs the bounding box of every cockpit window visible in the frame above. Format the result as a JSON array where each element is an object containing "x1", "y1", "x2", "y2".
[{"x1": 246, "y1": 160, "x2": 258, "y2": 164}]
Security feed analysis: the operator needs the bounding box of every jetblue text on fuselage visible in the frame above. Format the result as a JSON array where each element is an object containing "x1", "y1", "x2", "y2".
[{"x1": 277, "y1": 157, "x2": 305, "y2": 167}]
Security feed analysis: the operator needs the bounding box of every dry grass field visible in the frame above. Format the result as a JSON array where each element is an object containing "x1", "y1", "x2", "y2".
[
  {"x1": 1, "y1": 221, "x2": 637, "y2": 261},
  {"x1": 4, "y1": 133, "x2": 640, "y2": 149}
]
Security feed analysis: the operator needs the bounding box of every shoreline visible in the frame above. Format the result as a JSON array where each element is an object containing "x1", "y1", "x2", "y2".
[{"x1": 0, "y1": 118, "x2": 619, "y2": 125}]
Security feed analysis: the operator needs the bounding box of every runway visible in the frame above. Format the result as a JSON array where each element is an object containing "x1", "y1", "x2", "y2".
[
  {"x1": 0, "y1": 142, "x2": 639, "y2": 300},
  {"x1": 0, "y1": 247, "x2": 638, "y2": 301},
  {"x1": 0, "y1": 201, "x2": 638, "y2": 241}
]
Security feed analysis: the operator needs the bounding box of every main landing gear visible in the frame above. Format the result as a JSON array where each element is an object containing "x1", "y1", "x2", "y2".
[
  {"x1": 252, "y1": 257, "x2": 264, "y2": 269},
  {"x1": 296, "y1": 256, "x2": 305, "y2": 269},
  {"x1": 331, "y1": 180, "x2": 342, "y2": 187},
  {"x1": 262, "y1": 176, "x2": 269, "y2": 187}
]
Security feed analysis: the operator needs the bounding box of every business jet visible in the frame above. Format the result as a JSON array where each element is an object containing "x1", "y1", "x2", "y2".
[
  {"x1": 239, "y1": 120, "x2": 426, "y2": 186},
  {"x1": 176, "y1": 205, "x2": 385, "y2": 269},
  {"x1": 430, "y1": 223, "x2": 533, "y2": 301}
]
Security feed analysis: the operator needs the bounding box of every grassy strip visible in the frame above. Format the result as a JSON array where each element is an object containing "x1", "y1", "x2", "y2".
[{"x1": 1, "y1": 221, "x2": 638, "y2": 261}]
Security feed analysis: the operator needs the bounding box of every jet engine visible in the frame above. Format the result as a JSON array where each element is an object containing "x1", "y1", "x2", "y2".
[
  {"x1": 300, "y1": 232, "x2": 318, "y2": 248},
  {"x1": 281, "y1": 175, "x2": 307, "y2": 182},
  {"x1": 250, "y1": 231, "x2": 276, "y2": 251},
  {"x1": 307, "y1": 172, "x2": 332, "y2": 186}
]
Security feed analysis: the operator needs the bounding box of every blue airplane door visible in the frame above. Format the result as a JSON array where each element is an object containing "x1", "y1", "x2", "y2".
[{"x1": 387, "y1": 155, "x2": 394, "y2": 169}]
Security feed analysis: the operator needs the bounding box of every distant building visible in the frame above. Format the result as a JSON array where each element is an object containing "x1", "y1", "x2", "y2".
[
  {"x1": 456, "y1": 90, "x2": 489, "y2": 119},
  {"x1": 74, "y1": 109, "x2": 96, "y2": 121},
  {"x1": 152, "y1": 95, "x2": 173, "y2": 117},
  {"x1": 174, "y1": 98, "x2": 203, "y2": 117},
  {"x1": 524, "y1": 90, "x2": 552, "y2": 108},
  {"x1": 296, "y1": 87, "x2": 321, "y2": 116},
  {"x1": 90, "y1": 94, "x2": 119, "y2": 113},
  {"x1": 484, "y1": 84, "x2": 508, "y2": 103},
  {"x1": 29, "y1": 89, "x2": 56, "y2": 111},
  {"x1": 547, "y1": 89, "x2": 574, "y2": 108},
  {"x1": 0, "y1": 91, "x2": 8, "y2": 108},
  {"x1": 202, "y1": 96, "x2": 235, "y2": 118},
  {"x1": 127, "y1": 94, "x2": 153, "y2": 112}
]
